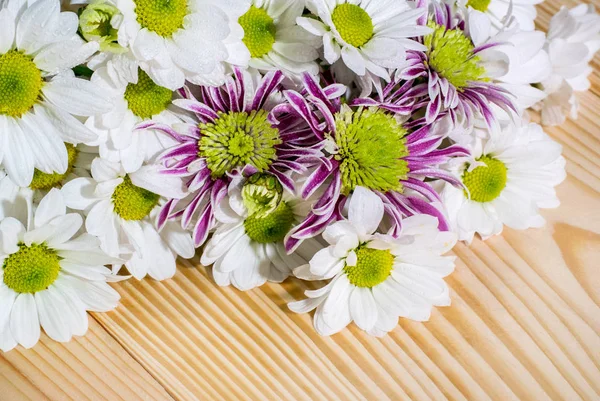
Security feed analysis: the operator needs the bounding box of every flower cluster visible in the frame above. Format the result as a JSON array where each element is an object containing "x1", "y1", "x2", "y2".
[{"x1": 0, "y1": 0, "x2": 596, "y2": 347}]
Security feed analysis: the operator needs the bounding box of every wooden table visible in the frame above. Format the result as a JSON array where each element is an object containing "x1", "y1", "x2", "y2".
[{"x1": 2, "y1": 1, "x2": 599, "y2": 400}]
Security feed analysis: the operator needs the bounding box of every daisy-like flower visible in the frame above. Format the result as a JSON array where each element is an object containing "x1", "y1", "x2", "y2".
[
  {"x1": 78, "y1": 0, "x2": 126, "y2": 54},
  {"x1": 297, "y1": 0, "x2": 429, "y2": 82},
  {"x1": 200, "y1": 173, "x2": 319, "y2": 290},
  {"x1": 151, "y1": 69, "x2": 322, "y2": 247},
  {"x1": 61, "y1": 158, "x2": 195, "y2": 280},
  {"x1": 535, "y1": 5, "x2": 600, "y2": 126},
  {"x1": 289, "y1": 187, "x2": 457, "y2": 336},
  {"x1": 0, "y1": 189, "x2": 121, "y2": 351},
  {"x1": 282, "y1": 73, "x2": 468, "y2": 252},
  {"x1": 393, "y1": 2, "x2": 520, "y2": 129},
  {"x1": 87, "y1": 63, "x2": 183, "y2": 173},
  {"x1": 0, "y1": 0, "x2": 111, "y2": 187},
  {"x1": 232, "y1": 0, "x2": 320, "y2": 76},
  {"x1": 114, "y1": 0, "x2": 247, "y2": 89},
  {"x1": 458, "y1": 0, "x2": 543, "y2": 33},
  {"x1": 441, "y1": 121, "x2": 566, "y2": 242}
]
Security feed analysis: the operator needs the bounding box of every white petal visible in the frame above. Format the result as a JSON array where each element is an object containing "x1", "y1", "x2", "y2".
[
  {"x1": 0, "y1": 285, "x2": 17, "y2": 330},
  {"x1": 34, "y1": 188, "x2": 66, "y2": 228},
  {"x1": 10, "y1": 293, "x2": 40, "y2": 349},
  {"x1": 15, "y1": 0, "x2": 60, "y2": 54},
  {"x1": 61, "y1": 177, "x2": 99, "y2": 211},
  {"x1": 348, "y1": 186, "x2": 384, "y2": 237},
  {"x1": 349, "y1": 286, "x2": 378, "y2": 331},
  {"x1": 42, "y1": 77, "x2": 112, "y2": 116},
  {"x1": 0, "y1": 9, "x2": 16, "y2": 54},
  {"x1": 34, "y1": 37, "x2": 99, "y2": 73},
  {"x1": 3, "y1": 117, "x2": 34, "y2": 187}
]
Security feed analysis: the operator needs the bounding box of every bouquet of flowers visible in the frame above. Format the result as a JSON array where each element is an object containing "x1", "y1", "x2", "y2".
[{"x1": 0, "y1": 0, "x2": 598, "y2": 350}]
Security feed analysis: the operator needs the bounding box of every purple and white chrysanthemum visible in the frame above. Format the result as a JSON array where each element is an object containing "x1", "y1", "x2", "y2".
[
  {"x1": 148, "y1": 69, "x2": 323, "y2": 246},
  {"x1": 391, "y1": 1, "x2": 518, "y2": 130},
  {"x1": 281, "y1": 73, "x2": 469, "y2": 252}
]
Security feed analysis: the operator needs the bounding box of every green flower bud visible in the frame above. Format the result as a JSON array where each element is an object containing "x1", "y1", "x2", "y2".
[
  {"x1": 79, "y1": 0, "x2": 125, "y2": 53},
  {"x1": 242, "y1": 173, "x2": 284, "y2": 218}
]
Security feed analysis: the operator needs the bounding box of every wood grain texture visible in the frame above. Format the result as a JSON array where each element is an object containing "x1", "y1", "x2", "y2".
[{"x1": 1, "y1": 1, "x2": 599, "y2": 400}]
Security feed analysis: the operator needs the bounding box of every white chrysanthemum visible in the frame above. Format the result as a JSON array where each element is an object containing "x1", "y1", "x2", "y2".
[
  {"x1": 86, "y1": 62, "x2": 182, "y2": 173},
  {"x1": 0, "y1": 0, "x2": 111, "y2": 187},
  {"x1": 231, "y1": 0, "x2": 320, "y2": 76},
  {"x1": 201, "y1": 174, "x2": 319, "y2": 291},
  {"x1": 458, "y1": 0, "x2": 542, "y2": 33},
  {"x1": 0, "y1": 189, "x2": 121, "y2": 351},
  {"x1": 114, "y1": 0, "x2": 247, "y2": 89},
  {"x1": 298, "y1": 0, "x2": 429, "y2": 81},
  {"x1": 441, "y1": 122, "x2": 566, "y2": 243},
  {"x1": 61, "y1": 158, "x2": 194, "y2": 280},
  {"x1": 289, "y1": 187, "x2": 457, "y2": 337},
  {"x1": 535, "y1": 5, "x2": 600, "y2": 126},
  {"x1": 465, "y1": 9, "x2": 551, "y2": 112}
]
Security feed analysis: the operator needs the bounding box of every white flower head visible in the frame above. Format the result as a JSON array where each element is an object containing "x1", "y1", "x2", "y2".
[
  {"x1": 0, "y1": 0, "x2": 112, "y2": 187},
  {"x1": 201, "y1": 173, "x2": 319, "y2": 291},
  {"x1": 536, "y1": 4, "x2": 600, "y2": 126},
  {"x1": 86, "y1": 62, "x2": 183, "y2": 173},
  {"x1": 233, "y1": 0, "x2": 320, "y2": 77},
  {"x1": 298, "y1": 0, "x2": 429, "y2": 81},
  {"x1": 114, "y1": 0, "x2": 248, "y2": 89},
  {"x1": 61, "y1": 157, "x2": 194, "y2": 280},
  {"x1": 0, "y1": 189, "x2": 121, "y2": 351},
  {"x1": 442, "y1": 121, "x2": 566, "y2": 243},
  {"x1": 290, "y1": 187, "x2": 457, "y2": 337}
]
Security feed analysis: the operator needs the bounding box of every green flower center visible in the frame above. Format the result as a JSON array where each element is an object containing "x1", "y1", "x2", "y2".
[
  {"x1": 0, "y1": 51, "x2": 43, "y2": 117},
  {"x1": 344, "y1": 246, "x2": 394, "y2": 288},
  {"x1": 199, "y1": 110, "x2": 281, "y2": 179},
  {"x1": 79, "y1": 0, "x2": 123, "y2": 52},
  {"x1": 29, "y1": 144, "x2": 79, "y2": 190},
  {"x1": 3, "y1": 243, "x2": 60, "y2": 293},
  {"x1": 333, "y1": 107, "x2": 409, "y2": 195},
  {"x1": 244, "y1": 201, "x2": 294, "y2": 244},
  {"x1": 112, "y1": 175, "x2": 160, "y2": 220},
  {"x1": 462, "y1": 155, "x2": 508, "y2": 202},
  {"x1": 124, "y1": 69, "x2": 172, "y2": 119},
  {"x1": 424, "y1": 21, "x2": 487, "y2": 90},
  {"x1": 242, "y1": 173, "x2": 283, "y2": 218},
  {"x1": 331, "y1": 3, "x2": 374, "y2": 48},
  {"x1": 134, "y1": 0, "x2": 187, "y2": 38},
  {"x1": 239, "y1": 6, "x2": 276, "y2": 58},
  {"x1": 466, "y1": 0, "x2": 491, "y2": 12}
]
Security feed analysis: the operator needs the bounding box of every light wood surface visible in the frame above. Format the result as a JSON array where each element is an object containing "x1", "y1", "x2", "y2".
[{"x1": 2, "y1": 1, "x2": 600, "y2": 400}]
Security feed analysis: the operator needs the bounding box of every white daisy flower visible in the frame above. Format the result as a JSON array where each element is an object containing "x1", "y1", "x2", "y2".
[
  {"x1": 114, "y1": 0, "x2": 247, "y2": 89},
  {"x1": 86, "y1": 63, "x2": 182, "y2": 173},
  {"x1": 0, "y1": 0, "x2": 111, "y2": 187},
  {"x1": 441, "y1": 121, "x2": 566, "y2": 243},
  {"x1": 0, "y1": 189, "x2": 121, "y2": 351},
  {"x1": 535, "y1": 5, "x2": 600, "y2": 126},
  {"x1": 201, "y1": 173, "x2": 319, "y2": 291},
  {"x1": 298, "y1": 0, "x2": 429, "y2": 81},
  {"x1": 61, "y1": 158, "x2": 195, "y2": 280},
  {"x1": 233, "y1": 0, "x2": 320, "y2": 77},
  {"x1": 458, "y1": 0, "x2": 542, "y2": 33},
  {"x1": 289, "y1": 187, "x2": 457, "y2": 337}
]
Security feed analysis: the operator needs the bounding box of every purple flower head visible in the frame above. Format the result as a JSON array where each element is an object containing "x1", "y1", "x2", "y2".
[
  {"x1": 282, "y1": 73, "x2": 470, "y2": 253},
  {"x1": 385, "y1": 0, "x2": 517, "y2": 130},
  {"x1": 149, "y1": 69, "x2": 322, "y2": 247}
]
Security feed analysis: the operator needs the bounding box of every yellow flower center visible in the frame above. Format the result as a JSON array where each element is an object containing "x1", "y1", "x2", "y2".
[
  {"x1": 344, "y1": 247, "x2": 394, "y2": 288},
  {"x1": 124, "y1": 69, "x2": 172, "y2": 119},
  {"x1": 331, "y1": 4, "x2": 374, "y2": 48},
  {"x1": 134, "y1": 0, "x2": 188, "y2": 38},
  {"x1": 29, "y1": 144, "x2": 79, "y2": 190},
  {"x1": 112, "y1": 175, "x2": 160, "y2": 220},
  {"x1": 3, "y1": 243, "x2": 60, "y2": 293},
  {"x1": 462, "y1": 155, "x2": 508, "y2": 202},
  {"x1": 239, "y1": 6, "x2": 276, "y2": 58},
  {"x1": 0, "y1": 51, "x2": 43, "y2": 117}
]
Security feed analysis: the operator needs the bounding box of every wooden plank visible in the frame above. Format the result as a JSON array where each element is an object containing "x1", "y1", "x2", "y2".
[
  {"x1": 0, "y1": 319, "x2": 174, "y2": 401},
  {"x1": 1, "y1": 1, "x2": 599, "y2": 399}
]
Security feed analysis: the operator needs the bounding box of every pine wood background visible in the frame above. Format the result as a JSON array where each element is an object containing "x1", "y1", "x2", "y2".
[{"x1": 1, "y1": 1, "x2": 599, "y2": 399}]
